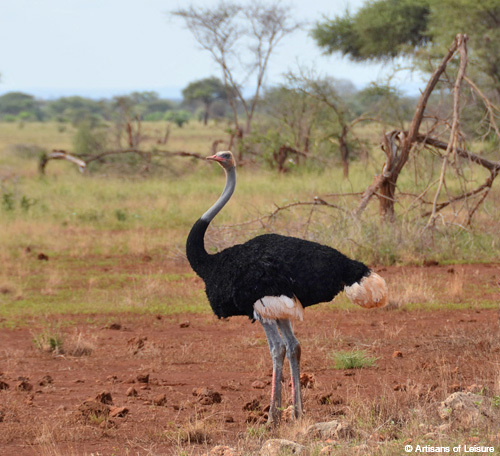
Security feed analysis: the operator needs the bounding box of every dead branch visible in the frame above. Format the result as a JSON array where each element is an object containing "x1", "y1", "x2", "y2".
[
  {"x1": 218, "y1": 197, "x2": 345, "y2": 230},
  {"x1": 427, "y1": 34, "x2": 468, "y2": 228},
  {"x1": 463, "y1": 75, "x2": 500, "y2": 141},
  {"x1": 415, "y1": 135, "x2": 500, "y2": 173},
  {"x1": 273, "y1": 145, "x2": 308, "y2": 173},
  {"x1": 156, "y1": 123, "x2": 171, "y2": 145},
  {"x1": 39, "y1": 150, "x2": 86, "y2": 175},
  {"x1": 82, "y1": 148, "x2": 205, "y2": 165},
  {"x1": 380, "y1": 132, "x2": 500, "y2": 222},
  {"x1": 355, "y1": 34, "x2": 467, "y2": 219},
  {"x1": 421, "y1": 173, "x2": 497, "y2": 218}
]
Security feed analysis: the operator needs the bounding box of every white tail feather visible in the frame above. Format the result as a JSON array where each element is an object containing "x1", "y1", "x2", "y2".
[
  {"x1": 344, "y1": 272, "x2": 388, "y2": 308},
  {"x1": 253, "y1": 295, "x2": 304, "y2": 321}
]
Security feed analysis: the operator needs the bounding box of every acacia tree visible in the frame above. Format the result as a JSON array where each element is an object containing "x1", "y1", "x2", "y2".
[
  {"x1": 182, "y1": 77, "x2": 227, "y2": 125},
  {"x1": 312, "y1": 0, "x2": 500, "y2": 98},
  {"x1": 172, "y1": 1, "x2": 300, "y2": 156}
]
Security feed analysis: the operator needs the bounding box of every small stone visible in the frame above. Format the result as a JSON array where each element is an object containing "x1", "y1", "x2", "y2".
[
  {"x1": 153, "y1": 393, "x2": 167, "y2": 406},
  {"x1": 37, "y1": 253, "x2": 49, "y2": 261},
  {"x1": 16, "y1": 380, "x2": 33, "y2": 392},
  {"x1": 423, "y1": 259, "x2": 439, "y2": 267},
  {"x1": 0, "y1": 380, "x2": 9, "y2": 390},
  {"x1": 39, "y1": 375, "x2": 53, "y2": 386},
  {"x1": 243, "y1": 398, "x2": 261, "y2": 411},
  {"x1": 260, "y1": 439, "x2": 304, "y2": 456},
  {"x1": 251, "y1": 380, "x2": 267, "y2": 389},
  {"x1": 77, "y1": 400, "x2": 110, "y2": 421},
  {"x1": 126, "y1": 387, "x2": 138, "y2": 397},
  {"x1": 107, "y1": 323, "x2": 122, "y2": 330},
  {"x1": 137, "y1": 373, "x2": 149, "y2": 384},
  {"x1": 305, "y1": 420, "x2": 355, "y2": 440},
  {"x1": 392, "y1": 351, "x2": 403, "y2": 358},
  {"x1": 128, "y1": 337, "x2": 147, "y2": 355},
  {"x1": 179, "y1": 321, "x2": 190, "y2": 328},
  {"x1": 109, "y1": 406, "x2": 129, "y2": 418},
  {"x1": 192, "y1": 387, "x2": 222, "y2": 405},
  {"x1": 300, "y1": 372, "x2": 315, "y2": 388},
  {"x1": 95, "y1": 391, "x2": 113, "y2": 405}
]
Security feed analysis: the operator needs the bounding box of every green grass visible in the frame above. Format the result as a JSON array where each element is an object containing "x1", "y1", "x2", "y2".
[
  {"x1": 0, "y1": 121, "x2": 499, "y2": 327},
  {"x1": 32, "y1": 328, "x2": 64, "y2": 354},
  {"x1": 330, "y1": 349, "x2": 377, "y2": 369}
]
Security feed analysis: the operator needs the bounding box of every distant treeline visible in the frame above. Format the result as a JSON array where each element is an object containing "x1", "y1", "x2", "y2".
[
  {"x1": 0, "y1": 90, "x2": 207, "y2": 127},
  {"x1": 0, "y1": 81, "x2": 418, "y2": 128}
]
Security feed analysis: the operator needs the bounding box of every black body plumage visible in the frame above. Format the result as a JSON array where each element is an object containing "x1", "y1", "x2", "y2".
[{"x1": 186, "y1": 217, "x2": 371, "y2": 319}]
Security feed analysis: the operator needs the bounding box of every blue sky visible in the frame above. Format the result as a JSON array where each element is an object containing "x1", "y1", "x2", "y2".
[{"x1": 0, "y1": 0, "x2": 424, "y2": 99}]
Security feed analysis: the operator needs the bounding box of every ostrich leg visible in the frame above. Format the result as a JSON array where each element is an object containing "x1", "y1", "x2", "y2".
[
  {"x1": 277, "y1": 319, "x2": 303, "y2": 418},
  {"x1": 261, "y1": 320, "x2": 286, "y2": 424}
]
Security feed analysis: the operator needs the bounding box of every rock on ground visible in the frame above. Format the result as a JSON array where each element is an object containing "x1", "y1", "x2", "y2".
[
  {"x1": 192, "y1": 387, "x2": 222, "y2": 405},
  {"x1": 260, "y1": 439, "x2": 304, "y2": 456},
  {"x1": 305, "y1": 420, "x2": 354, "y2": 440},
  {"x1": 438, "y1": 392, "x2": 496, "y2": 429}
]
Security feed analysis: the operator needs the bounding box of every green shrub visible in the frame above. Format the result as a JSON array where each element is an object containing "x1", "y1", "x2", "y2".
[
  {"x1": 33, "y1": 331, "x2": 64, "y2": 354},
  {"x1": 164, "y1": 110, "x2": 191, "y2": 127},
  {"x1": 330, "y1": 349, "x2": 377, "y2": 369}
]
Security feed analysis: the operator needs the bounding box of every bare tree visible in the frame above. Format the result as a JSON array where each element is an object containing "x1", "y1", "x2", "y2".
[
  {"x1": 287, "y1": 73, "x2": 371, "y2": 177},
  {"x1": 356, "y1": 34, "x2": 500, "y2": 224},
  {"x1": 172, "y1": 1, "x2": 301, "y2": 156}
]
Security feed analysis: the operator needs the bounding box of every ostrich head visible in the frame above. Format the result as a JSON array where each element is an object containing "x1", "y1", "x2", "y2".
[{"x1": 206, "y1": 151, "x2": 236, "y2": 170}]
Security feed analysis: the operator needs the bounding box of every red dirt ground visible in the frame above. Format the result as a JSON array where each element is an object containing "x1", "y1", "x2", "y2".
[{"x1": 0, "y1": 264, "x2": 499, "y2": 455}]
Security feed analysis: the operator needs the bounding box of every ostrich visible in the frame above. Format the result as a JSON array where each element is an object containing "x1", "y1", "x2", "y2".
[{"x1": 186, "y1": 151, "x2": 388, "y2": 424}]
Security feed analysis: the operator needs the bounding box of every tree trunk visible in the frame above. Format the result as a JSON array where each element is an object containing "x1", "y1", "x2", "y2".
[
  {"x1": 338, "y1": 125, "x2": 349, "y2": 178},
  {"x1": 378, "y1": 178, "x2": 396, "y2": 221}
]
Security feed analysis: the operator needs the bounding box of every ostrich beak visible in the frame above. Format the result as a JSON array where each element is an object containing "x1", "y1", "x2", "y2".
[{"x1": 206, "y1": 154, "x2": 227, "y2": 163}]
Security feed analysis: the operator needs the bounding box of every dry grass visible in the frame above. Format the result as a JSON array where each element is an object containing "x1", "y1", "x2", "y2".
[
  {"x1": 387, "y1": 271, "x2": 436, "y2": 308},
  {"x1": 449, "y1": 268, "x2": 465, "y2": 301}
]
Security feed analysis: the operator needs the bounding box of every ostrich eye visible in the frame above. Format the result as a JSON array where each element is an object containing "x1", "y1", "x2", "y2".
[{"x1": 221, "y1": 153, "x2": 230, "y2": 160}]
